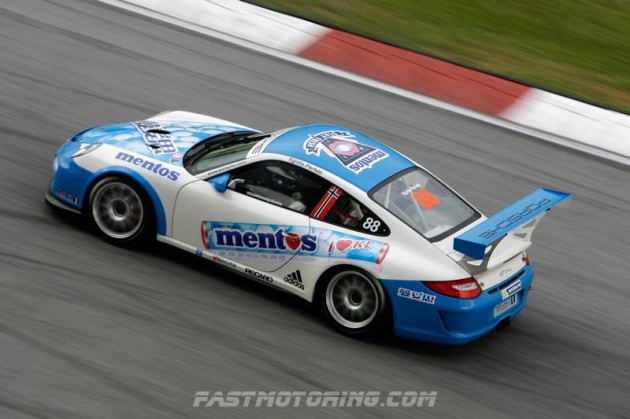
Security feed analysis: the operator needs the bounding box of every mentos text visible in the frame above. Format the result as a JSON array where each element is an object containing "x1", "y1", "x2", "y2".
[
  {"x1": 347, "y1": 150, "x2": 388, "y2": 173},
  {"x1": 213, "y1": 228, "x2": 317, "y2": 253},
  {"x1": 115, "y1": 152, "x2": 180, "y2": 181}
]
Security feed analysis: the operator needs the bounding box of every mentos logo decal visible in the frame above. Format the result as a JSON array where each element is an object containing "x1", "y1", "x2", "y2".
[
  {"x1": 202, "y1": 222, "x2": 316, "y2": 253},
  {"x1": 115, "y1": 152, "x2": 180, "y2": 181},
  {"x1": 202, "y1": 222, "x2": 389, "y2": 264},
  {"x1": 303, "y1": 130, "x2": 389, "y2": 174}
]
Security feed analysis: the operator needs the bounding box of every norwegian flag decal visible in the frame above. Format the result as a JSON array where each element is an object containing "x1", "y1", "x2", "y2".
[{"x1": 310, "y1": 185, "x2": 343, "y2": 220}]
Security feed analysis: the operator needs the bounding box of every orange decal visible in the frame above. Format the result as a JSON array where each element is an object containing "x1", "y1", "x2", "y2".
[{"x1": 412, "y1": 189, "x2": 440, "y2": 209}]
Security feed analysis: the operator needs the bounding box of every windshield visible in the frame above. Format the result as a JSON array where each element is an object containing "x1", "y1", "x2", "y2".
[
  {"x1": 184, "y1": 131, "x2": 262, "y2": 175},
  {"x1": 370, "y1": 168, "x2": 479, "y2": 241}
]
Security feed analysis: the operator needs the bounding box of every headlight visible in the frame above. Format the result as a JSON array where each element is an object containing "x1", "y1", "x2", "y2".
[
  {"x1": 52, "y1": 156, "x2": 59, "y2": 173},
  {"x1": 73, "y1": 143, "x2": 102, "y2": 158}
]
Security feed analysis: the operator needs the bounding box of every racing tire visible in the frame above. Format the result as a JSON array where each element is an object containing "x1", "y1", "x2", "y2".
[
  {"x1": 319, "y1": 269, "x2": 390, "y2": 338},
  {"x1": 87, "y1": 176, "x2": 154, "y2": 245}
]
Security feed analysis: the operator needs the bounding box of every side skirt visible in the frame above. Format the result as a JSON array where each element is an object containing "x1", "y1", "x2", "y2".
[{"x1": 156, "y1": 235, "x2": 299, "y2": 298}]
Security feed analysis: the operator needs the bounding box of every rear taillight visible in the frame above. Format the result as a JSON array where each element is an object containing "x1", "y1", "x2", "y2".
[
  {"x1": 423, "y1": 277, "x2": 481, "y2": 299},
  {"x1": 522, "y1": 251, "x2": 530, "y2": 265}
]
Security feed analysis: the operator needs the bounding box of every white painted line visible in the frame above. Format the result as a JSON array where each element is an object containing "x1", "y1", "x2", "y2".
[
  {"x1": 502, "y1": 89, "x2": 630, "y2": 158},
  {"x1": 114, "y1": 0, "x2": 329, "y2": 53},
  {"x1": 99, "y1": 0, "x2": 630, "y2": 166}
]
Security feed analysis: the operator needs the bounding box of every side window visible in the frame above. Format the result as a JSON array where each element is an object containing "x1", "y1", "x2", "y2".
[
  {"x1": 227, "y1": 162, "x2": 328, "y2": 214},
  {"x1": 311, "y1": 186, "x2": 389, "y2": 236}
]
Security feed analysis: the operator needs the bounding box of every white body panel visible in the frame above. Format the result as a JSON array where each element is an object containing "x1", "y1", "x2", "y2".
[
  {"x1": 74, "y1": 143, "x2": 199, "y2": 236},
  {"x1": 172, "y1": 178, "x2": 311, "y2": 272}
]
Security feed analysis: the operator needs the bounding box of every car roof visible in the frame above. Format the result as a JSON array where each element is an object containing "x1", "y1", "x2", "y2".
[{"x1": 262, "y1": 123, "x2": 415, "y2": 192}]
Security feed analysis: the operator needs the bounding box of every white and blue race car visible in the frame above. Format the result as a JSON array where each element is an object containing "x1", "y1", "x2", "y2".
[{"x1": 46, "y1": 111, "x2": 571, "y2": 344}]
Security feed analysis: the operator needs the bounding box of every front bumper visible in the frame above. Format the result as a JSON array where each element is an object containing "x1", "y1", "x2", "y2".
[
  {"x1": 46, "y1": 141, "x2": 95, "y2": 213},
  {"x1": 382, "y1": 264, "x2": 535, "y2": 345},
  {"x1": 45, "y1": 188, "x2": 81, "y2": 214}
]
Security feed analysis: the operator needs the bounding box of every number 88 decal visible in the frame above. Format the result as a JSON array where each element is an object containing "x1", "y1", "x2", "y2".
[{"x1": 362, "y1": 217, "x2": 381, "y2": 233}]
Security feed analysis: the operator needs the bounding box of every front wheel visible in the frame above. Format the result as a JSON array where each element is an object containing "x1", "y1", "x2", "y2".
[
  {"x1": 320, "y1": 269, "x2": 389, "y2": 337},
  {"x1": 88, "y1": 176, "x2": 154, "y2": 245}
]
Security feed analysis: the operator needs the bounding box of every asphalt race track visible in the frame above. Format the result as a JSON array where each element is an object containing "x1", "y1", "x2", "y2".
[{"x1": 1, "y1": 1, "x2": 629, "y2": 417}]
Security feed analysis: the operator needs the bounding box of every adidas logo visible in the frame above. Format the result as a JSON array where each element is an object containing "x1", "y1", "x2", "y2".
[{"x1": 284, "y1": 270, "x2": 304, "y2": 290}]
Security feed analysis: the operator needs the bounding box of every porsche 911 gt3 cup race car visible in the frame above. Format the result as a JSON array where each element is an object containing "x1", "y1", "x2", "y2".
[{"x1": 46, "y1": 111, "x2": 571, "y2": 344}]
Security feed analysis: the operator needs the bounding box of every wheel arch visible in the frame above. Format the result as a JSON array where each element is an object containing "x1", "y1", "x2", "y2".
[
  {"x1": 314, "y1": 263, "x2": 393, "y2": 336},
  {"x1": 314, "y1": 264, "x2": 366, "y2": 300},
  {"x1": 314, "y1": 263, "x2": 390, "y2": 307},
  {"x1": 81, "y1": 167, "x2": 166, "y2": 236}
]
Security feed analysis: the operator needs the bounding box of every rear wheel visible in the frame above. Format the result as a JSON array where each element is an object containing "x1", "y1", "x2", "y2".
[
  {"x1": 88, "y1": 177, "x2": 154, "y2": 244},
  {"x1": 320, "y1": 269, "x2": 389, "y2": 337}
]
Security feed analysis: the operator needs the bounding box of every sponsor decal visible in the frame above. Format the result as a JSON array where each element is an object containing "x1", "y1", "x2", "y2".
[
  {"x1": 412, "y1": 189, "x2": 440, "y2": 209},
  {"x1": 478, "y1": 197, "x2": 552, "y2": 240},
  {"x1": 56, "y1": 189, "x2": 79, "y2": 205},
  {"x1": 397, "y1": 287, "x2": 436, "y2": 305},
  {"x1": 170, "y1": 153, "x2": 183, "y2": 164},
  {"x1": 326, "y1": 237, "x2": 389, "y2": 264},
  {"x1": 212, "y1": 254, "x2": 237, "y2": 269},
  {"x1": 284, "y1": 270, "x2": 304, "y2": 290},
  {"x1": 213, "y1": 250, "x2": 296, "y2": 263},
  {"x1": 501, "y1": 279, "x2": 522, "y2": 300},
  {"x1": 194, "y1": 246, "x2": 238, "y2": 268},
  {"x1": 204, "y1": 222, "x2": 317, "y2": 253},
  {"x1": 202, "y1": 222, "x2": 389, "y2": 264},
  {"x1": 114, "y1": 151, "x2": 181, "y2": 181},
  {"x1": 202, "y1": 160, "x2": 246, "y2": 178},
  {"x1": 246, "y1": 130, "x2": 287, "y2": 158},
  {"x1": 133, "y1": 121, "x2": 178, "y2": 155},
  {"x1": 327, "y1": 239, "x2": 373, "y2": 253},
  {"x1": 245, "y1": 267, "x2": 273, "y2": 283},
  {"x1": 303, "y1": 130, "x2": 389, "y2": 174}
]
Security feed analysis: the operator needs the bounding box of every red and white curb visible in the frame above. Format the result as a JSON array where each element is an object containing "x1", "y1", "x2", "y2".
[{"x1": 101, "y1": 0, "x2": 630, "y2": 164}]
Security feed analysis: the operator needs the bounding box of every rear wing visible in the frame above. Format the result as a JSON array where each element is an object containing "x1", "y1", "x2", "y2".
[{"x1": 454, "y1": 188, "x2": 571, "y2": 260}]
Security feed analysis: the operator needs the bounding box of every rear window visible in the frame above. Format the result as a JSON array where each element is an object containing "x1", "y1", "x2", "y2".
[{"x1": 369, "y1": 167, "x2": 480, "y2": 242}]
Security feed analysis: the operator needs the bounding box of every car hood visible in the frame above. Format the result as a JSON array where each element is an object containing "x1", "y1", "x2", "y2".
[{"x1": 72, "y1": 120, "x2": 252, "y2": 165}]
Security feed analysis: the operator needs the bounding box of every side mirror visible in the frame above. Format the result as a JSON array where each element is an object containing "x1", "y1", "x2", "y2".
[{"x1": 208, "y1": 173, "x2": 231, "y2": 193}]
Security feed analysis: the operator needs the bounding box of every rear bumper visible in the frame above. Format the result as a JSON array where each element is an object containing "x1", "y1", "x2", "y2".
[{"x1": 382, "y1": 264, "x2": 535, "y2": 345}]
